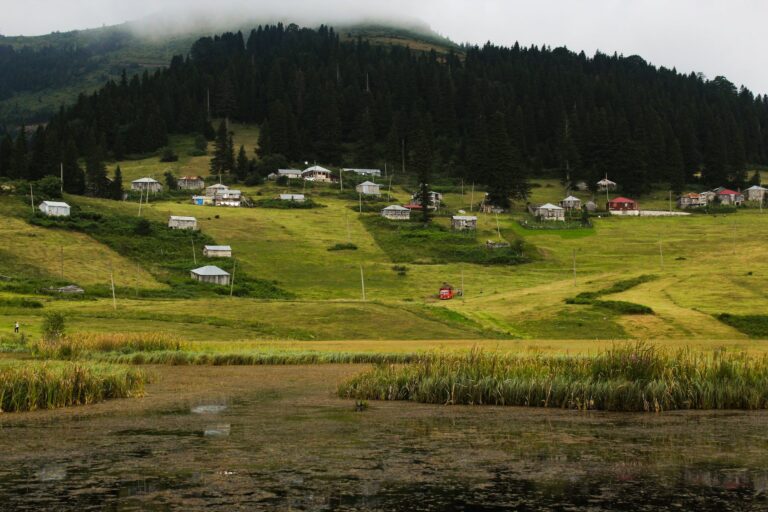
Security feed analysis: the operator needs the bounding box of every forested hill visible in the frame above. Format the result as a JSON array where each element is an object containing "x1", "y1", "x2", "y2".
[{"x1": 1, "y1": 23, "x2": 767, "y2": 200}]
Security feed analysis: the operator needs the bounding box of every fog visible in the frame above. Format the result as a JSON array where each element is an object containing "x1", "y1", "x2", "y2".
[{"x1": 3, "y1": 0, "x2": 768, "y2": 94}]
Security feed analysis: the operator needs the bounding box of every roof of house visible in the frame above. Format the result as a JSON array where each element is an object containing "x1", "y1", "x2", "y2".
[
  {"x1": 280, "y1": 193, "x2": 305, "y2": 200},
  {"x1": 609, "y1": 197, "x2": 636, "y2": 203},
  {"x1": 717, "y1": 189, "x2": 740, "y2": 195},
  {"x1": 132, "y1": 177, "x2": 160, "y2": 183},
  {"x1": 382, "y1": 205, "x2": 410, "y2": 211},
  {"x1": 278, "y1": 169, "x2": 302, "y2": 174},
  {"x1": 191, "y1": 265, "x2": 230, "y2": 276},
  {"x1": 597, "y1": 178, "x2": 617, "y2": 185},
  {"x1": 452, "y1": 215, "x2": 478, "y2": 221},
  {"x1": 343, "y1": 168, "x2": 381, "y2": 173},
  {"x1": 206, "y1": 183, "x2": 229, "y2": 189},
  {"x1": 681, "y1": 193, "x2": 701, "y2": 198},
  {"x1": 357, "y1": 181, "x2": 379, "y2": 187},
  {"x1": 219, "y1": 189, "x2": 241, "y2": 195},
  {"x1": 562, "y1": 195, "x2": 581, "y2": 201},
  {"x1": 745, "y1": 185, "x2": 767, "y2": 191},
  {"x1": 169, "y1": 215, "x2": 197, "y2": 222},
  {"x1": 303, "y1": 165, "x2": 332, "y2": 173},
  {"x1": 40, "y1": 201, "x2": 70, "y2": 208},
  {"x1": 204, "y1": 245, "x2": 232, "y2": 251},
  {"x1": 538, "y1": 203, "x2": 564, "y2": 210},
  {"x1": 179, "y1": 176, "x2": 204, "y2": 180}
]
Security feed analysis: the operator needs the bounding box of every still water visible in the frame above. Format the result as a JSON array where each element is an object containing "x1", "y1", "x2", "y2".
[{"x1": 0, "y1": 365, "x2": 766, "y2": 511}]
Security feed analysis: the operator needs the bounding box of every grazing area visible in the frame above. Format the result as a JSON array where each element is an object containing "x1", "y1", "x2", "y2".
[{"x1": 340, "y1": 343, "x2": 768, "y2": 411}]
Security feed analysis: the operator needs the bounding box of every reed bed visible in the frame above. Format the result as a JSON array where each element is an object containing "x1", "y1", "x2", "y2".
[
  {"x1": 339, "y1": 343, "x2": 768, "y2": 411},
  {"x1": 0, "y1": 362, "x2": 148, "y2": 412},
  {"x1": 31, "y1": 332, "x2": 184, "y2": 359},
  {"x1": 84, "y1": 350, "x2": 419, "y2": 366}
]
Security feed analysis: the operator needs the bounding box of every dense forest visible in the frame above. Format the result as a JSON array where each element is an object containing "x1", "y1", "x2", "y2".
[{"x1": 1, "y1": 23, "x2": 767, "y2": 203}]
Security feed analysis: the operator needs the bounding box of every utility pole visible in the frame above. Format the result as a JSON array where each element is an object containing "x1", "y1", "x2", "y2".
[
  {"x1": 230, "y1": 259, "x2": 237, "y2": 297},
  {"x1": 461, "y1": 267, "x2": 465, "y2": 298},
  {"x1": 572, "y1": 248, "x2": 577, "y2": 287},
  {"x1": 138, "y1": 188, "x2": 143, "y2": 217},
  {"x1": 339, "y1": 168, "x2": 343, "y2": 191},
  {"x1": 191, "y1": 238, "x2": 197, "y2": 264},
  {"x1": 60, "y1": 246, "x2": 64, "y2": 280},
  {"x1": 345, "y1": 211, "x2": 352, "y2": 243},
  {"x1": 359, "y1": 192, "x2": 362, "y2": 213},
  {"x1": 401, "y1": 139, "x2": 406, "y2": 174},
  {"x1": 60, "y1": 162, "x2": 64, "y2": 196},
  {"x1": 659, "y1": 237, "x2": 664, "y2": 270},
  {"x1": 359, "y1": 264, "x2": 366, "y2": 301},
  {"x1": 495, "y1": 212, "x2": 502, "y2": 240},
  {"x1": 109, "y1": 263, "x2": 117, "y2": 311},
  {"x1": 470, "y1": 182, "x2": 475, "y2": 212},
  {"x1": 461, "y1": 179, "x2": 465, "y2": 207},
  {"x1": 30, "y1": 184, "x2": 34, "y2": 214},
  {"x1": 387, "y1": 174, "x2": 393, "y2": 202}
]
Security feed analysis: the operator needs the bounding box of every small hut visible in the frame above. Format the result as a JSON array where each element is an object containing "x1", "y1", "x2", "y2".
[
  {"x1": 560, "y1": 196, "x2": 582, "y2": 210},
  {"x1": 203, "y1": 245, "x2": 232, "y2": 258},
  {"x1": 531, "y1": 203, "x2": 565, "y2": 221},
  {"x1": 597, "y1": 177, "x2": 617, "y2": 192},
  {"x1": 607, "y1": 197, "x2": 638, "y2": 212},
  {"x1": 39, "y1": 201, "x2": 71, "y2": 217},
  {"x1": 192, "y1": 195, "x2": 214, "y2": 206},
  {"x1": 381, "y1": 205, "x2": 411, "y2": 220},
  {"x1": 279, "y1": 193, "x2": 305, "y2": 202},
  {"x1": 355, "y1": 181, "x2": 381, "y2": 196},
  {"x1": 451, "y1": 215, "x2": 478, "y2": 230},
  {"x1": 744, "y1": 185, "x2": 767, "y2": 202},
  {"x1": 168, "y1": 215, "x2": 198, "y2": 230},
  {"x1": 410, "y1": 191, "x2": 443, "y2": 209},
  {"x1": 131, "y1": 177, "x2": 162, "y2": 194},
  {"x1": 178, "y1": 176, "x2": 205, "y2": 190},
  {"x1": 190, "y1": 265, "x2": 230, "y2": 285}
]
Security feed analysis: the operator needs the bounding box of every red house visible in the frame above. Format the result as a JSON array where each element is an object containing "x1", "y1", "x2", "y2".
[{"x1": 607, "y1": 197, "x2": 638, "y2": 211}]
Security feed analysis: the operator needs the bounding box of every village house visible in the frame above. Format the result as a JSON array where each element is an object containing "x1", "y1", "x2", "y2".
[
  {"x1": 192, "y1": 195, "x2": 214, "y2": 206},
  {"x1": 214, "y1": 189, "x2": 242, "y2": 207},
  {"x1": 530, "y1": 203, "x2": 566, "y2": 221},
  {"x1": 677, "y1": 193, "x2": 707, "y2": 209},
  {"x1": 274, "y1": 169, "x2": 303, "y2": 180},
  {"x1": 409, "y1": 191, "x2": 443, "y2": 209},
  {"x1": 190, "y1": 265, "x2": 230, "y2": 285},
  {"x1": 342, "y1": 168, "x2": 382, "y2": 177},
  {"x1": 302, "y1": 165, "x2": 334, "y2": 182},
  {"x1": 380, "y1": 204, "x2": 411, "y2": 220},
  {"x1": 39, "y1": 201, "x2": 71, "y2": 217},
  {"x1": 451, "y1": 215, "x2": 478, "y2": 230},
  {"x1": 607, "y1": 197, "x2": 639, "y2": 215},
  {"x1": 560, "y1": 195, "x2": 582, "y2": 210},
  {"x1": 597, "y1": 177, "x2": 617, "y2": 191},
  {"x1": 177, "y1": 176, "x2": 205, "y2": 190},
  {"x1": 699, "y1": 191, "x2": 717, "y2": 204},
  {"x1": 131, "y1": 177, "x2": 162, "y2": 194},
  {"x1": 355, "y1": 181, "x2": 381, "y2": 196},
  {"x1": 279, "y1": 193, "x2": 305, "y2": 202},
  {"x1": 716, "y1": 189, "x2": 744, "y2": 206},
  {"x1": 168, "y1": 215, "x2": 198, "y2": 230},
  {"x1": 203, "y1": 245, "x2": 232, "y2": 258},
  {"x1": 744, "y1": 185, "x2": 767, "y2": 202},
  {"x1": 205, "y1": 183, "x2": 229, "y2": 196}
]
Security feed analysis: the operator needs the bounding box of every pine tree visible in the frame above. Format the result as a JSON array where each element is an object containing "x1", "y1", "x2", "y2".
[
  {"x1": 485, "y1": 112, "x2": 529, "y2": 208},
  {"x1": 85, "y1": 146, "x2": 109, "y2": 197},
  {"x1": 9, "y1": 127, "x2": 28, "y2": 179},
  {"x1": 62, "y1": 138, "x2": 85, "y2": 195},
  {"x1": 410, "y1": 118, "x2": 433, "y2": 224},
  {"x1": 110, "y1": 166, "x2": 124, "y2": 200},
  {"x1": 0, "y1": 134, "x2": 12, "y2": 178},
  {"x1": 210, "y1": 121, "x2": 229, "y2": 176},
  {"x1": 235, "y1": 145, "x2": 249, "y2": 180},
  {"x1": 668, "y1": 138, "x2": 686, "y2": 195}
]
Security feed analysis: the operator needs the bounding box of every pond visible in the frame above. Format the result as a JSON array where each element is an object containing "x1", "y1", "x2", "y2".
[{"x1": 0, "y1": 364, "x2": 766, "y2": 510}]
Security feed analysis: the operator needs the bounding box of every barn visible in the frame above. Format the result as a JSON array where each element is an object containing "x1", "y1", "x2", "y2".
[
  {"x1": 190, "y1": 265, "x2": 230, "y2": 285},
  {"x1": 560, "y1": 196, "x2": 582, "y2": 210},
  {"x1": 451, "y1": 215, "x2": 478, "y2": 230},
  {"x1": 39, "y1": 201, "x2": 71, "y2": 217},
  {"x1": 356, "y1": 181, "x2": 381, "y2": 196},
  {"x1": 178, "y1": 176, "x2": 205, "y2": 190},
  {"x1": 607, "y1": 197, "x2": 638, "y2": 212},
  {"x1": 381, "y1": 205, "x2": 411, "y2": 220},
  {"x1": 168, "y1": 216, "x2": 198, "y2": 230},
  {"x1": 131, "y1": 177, "x2": 162, "y2": 193},
  {"x1": 203, "y1": 245, "x2": 232, "y2": 258}
]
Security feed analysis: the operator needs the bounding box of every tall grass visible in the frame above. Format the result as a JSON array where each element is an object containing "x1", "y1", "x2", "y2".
[
  {"x1": 0, "y1": 362, "x2": 148, "y2": 412},
  {"x1": 81, "y1": 350, "x2": 419, "y2": 366},
  {"x1": 339, "y1": 343, "x2": 768, "y2": 411},
  {"x1": 31, "y1": 332, "x2": 184, "y2": 359}
]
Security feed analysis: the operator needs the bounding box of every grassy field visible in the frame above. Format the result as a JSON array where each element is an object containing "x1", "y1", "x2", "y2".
[{"x1": 1, "y1": 125, "x2": 767, "y2": 345}]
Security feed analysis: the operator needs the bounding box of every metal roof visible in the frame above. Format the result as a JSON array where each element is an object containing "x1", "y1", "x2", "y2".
[
  {"x1": 357, "y1": 181, "x2": 379, "y2": 186},
  {"x1": 169, "y1": 216, "x2": 197, "y2": 221},
  {"x1": 132, "y1": 177, "x2": 159, "y2": 183},
  {"x1": 206, "y1": 183, "x2": 229, "y2": 189},
  {"x1": 40, "y1": 201, "x2": 70, "y2": 208},
  {"x1": 204, "y1": 245, "x2": 232, "y2": 251},
  {"x1": 382, "y1": 205, "x2": 409, "y2": 211},
  {"x1": 280, "y1": 194, "x2": 305, "y2": 200},
  {"x1": 191, "y1": 265, "x2": 230, "y2": 276},
  {"x1": 343, "y1": 168, "x2": 381, "y2": 174},
  {"x1": 452, "y1": 215, "x2": 478, "y2": 221},
  {"x1": 278, "y1": 169, "x2": 302, "y2": 174},
  {"x1": 745, "y1": 185, "x2": 767, "y2": 191},
  {"x1": 538, "y1": 203, "x2": 564, "y2": 210},
  {"x1": 303, "y1": 165, "x2": 332, "y2": 173},
  {"x1": 562, "y1": 195, "x2": 580, "y2": 201}
]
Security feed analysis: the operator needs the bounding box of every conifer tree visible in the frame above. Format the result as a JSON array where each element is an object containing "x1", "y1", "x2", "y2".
[
  {"x1": 486, "y1": 112, "x2": 529, "y2": 207},
  {"x1": 62, "y1": 138, "x2": 85, "y2": 195},
  {"x1": 85, "y1": 146, "x2": 109, "y2": 197},
  {"x1": 110, "y1": 166, "x2": 124, "y2": 200},
  {"x1": 210, "y1": 121, "x2": 229, "y2": 176},
  {"x1": 9, "y1": 126, "x2": 28, "y2": 179},
  {"x1": 410, "y1": 118, "x2": 433, "y2": 224},
  {"x1": 235, "y1": 145, "x2": 249, "y2": 180},
  {"x1": 0, "y1": 134, "x2": 12, "y2": 178}
]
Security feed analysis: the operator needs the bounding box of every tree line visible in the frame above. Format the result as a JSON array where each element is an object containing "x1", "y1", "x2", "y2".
[{"x1": 1, "y1": 23, "x2": 767, "y2": 205}]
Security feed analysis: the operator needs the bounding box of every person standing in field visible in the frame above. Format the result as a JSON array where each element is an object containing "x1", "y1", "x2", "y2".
[{"x1": 14, "y1": 321, "x2": 19, "y2": 333}]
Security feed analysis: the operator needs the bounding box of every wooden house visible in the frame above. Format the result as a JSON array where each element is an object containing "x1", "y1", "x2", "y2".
[
  {"x1": 178, "y1": 176, "x2": 205, "y2": 190},
  {"x1": 190, "y1": 265, "x2": 230, "y2": 285},
  {"x1": 39, "y1": 201, "x2": 71, "y2": 217},
  {"x1": 381, "y1": 205, "x2": 411, "y2": 220},
  {"x1": 203, "y1": 245, "x2": 232, "y2": 258},
  {"x1": 744, "y1": 185, "x2": 767, "y2": 202},
  {"x1": 168, "y1": 215, "x2": 198, "y2": 230},
  {"x1": 716, "y1": 189, "x2": 744, "y2": 206},
  {"x1": 451, "y1": 215, "x2": 477, "y2": 230},
  {"x1": 131, "y1": 177, "x2": 162, "y2": 194},
  {"x1": 530, "y1": 203, "x2": 565, "y2": 221},
  {"x1": 677, "y1": 193, "x2": 707, "y2": 209},
  {"x1": 342, "y1": 168, "x2": 381, "y2": 177},
  {"x1": 607, "y1": 197, "x2": 638, "y2": 212},
  {"x1": 205, "y1": 183, "x2": 229, "y2": 197},
  {"x1": 355, "y1": 181, "x2": 381, "y2": 196},
  {"x1": 597, "y1": 177, "x2": 617, "y2": 192},
  {"x1": 560, "y1": 196, "x2": 582, "y2": 210},
  {"x1": 279, "y1": 193, "x2": 305, "y2": 202},
  {"x1": 302, "y1": 165, "x2": 334, "y2": 182}
]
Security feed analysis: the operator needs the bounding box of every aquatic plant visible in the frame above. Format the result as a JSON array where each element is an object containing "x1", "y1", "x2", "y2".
[
  {"x1": 0, "y1": 362, "x2": 148, "y2": 412},
  {"x1": 338, "y1": 343, "x2": 768, "y2": 412}
]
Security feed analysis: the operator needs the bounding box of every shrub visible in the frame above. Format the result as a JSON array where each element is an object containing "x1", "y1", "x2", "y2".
[
  {"x1": 159, "y1": 147, "x2": 179, "y2": 162},
  {"x1": 41, "y1": 312, "x2": 65, "y2": 342},
  {"x1": 328, "y1": 243, "x2": 358, "y2": 251}
]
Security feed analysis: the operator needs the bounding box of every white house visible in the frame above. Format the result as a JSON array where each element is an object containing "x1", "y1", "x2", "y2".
[
  {"x1": 744, "y1": 185, "x2": 767, "y2": 202},
  {"x1": 279, "y1": 193, "x2": 305, "y2": 202},
  {"x1": 343, "y1": 168, "x2": 382, "y2": 177},
  {"x1": 203, "y1": 245, "x2": 232, "y2": 258},
  {"x1": 302, "y1": 165, "x2": 334, "y2": 182},
  {"x1": 131, "y1": 177, "x2": 162, "y2": 193},
  {"x1": 356, "y1": 181, "x2": 381, "y2": 196},
  {"x1": 178, "y1": 176, "x2": 205, "y2": 190},
  {"x1": 531, "y1": 203, "x2": 566, "y2": 221},
  {"x1": 190, "y1": 265, "x2": 230, "y2": 285},
  {"x1": 451, "y1": 215, "x2": 478, "y2": 230},
  {"x1": 168, "y1": 215, "x2": 198, "y2": 230},
  {"x1": 275, "y1": 169, "x2": 303, "y2": 180},
  {"x1": 39, "y1": 201, "x2": 71, "y2": 217},
  {"x1": 380, "y1": 205, "x2": 411, "y2": 220},
  {"x1": 560, "y1": 196, "x2": 582, "y2": 210},
  {"x1": 205, "y1": 183, "x2": 229, "y2": 197},
  {"x1": 215, "y1": 189, "x2": 242, "y2": 207},
  {"x1": 409, "y1": 191, "x2": 443, "y2": 209},
  {"x1": 597, "y1": 177, "x2": 617, "y2": 192},
  {"x1": 677, "y1": 193, "x2": 708, "y2": 209}
]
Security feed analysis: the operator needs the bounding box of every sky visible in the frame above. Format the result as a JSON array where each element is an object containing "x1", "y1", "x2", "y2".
[{"x1": 2, "y1": 0, "x2": 767, "y2": 94}]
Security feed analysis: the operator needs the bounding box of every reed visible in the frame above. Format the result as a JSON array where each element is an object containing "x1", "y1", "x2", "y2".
[
  {"x1": 339, "y1": 343, "x2": 768, "y2": 412},
  {"x1": 31, "y1": 332, "x2": 184, "y2": 359},
  {"x1": 0, "y1": 361, "x2": 148, "y2": 412}
]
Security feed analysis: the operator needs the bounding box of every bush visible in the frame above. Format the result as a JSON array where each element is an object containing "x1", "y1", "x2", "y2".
[
  {"x1": 328, "y1": 243, "x2": 358, "y2": 251},
  {"x1": 0, "y1": 298, "x2": 43, "y2": 309},
  {"x1": 159, "y1": 147, "x2": 179, "y2": 162},
  {"x1": 717, "y1": 314, "x2": 768, "y2": 338},
  {"x1": 134, "y1": 218, "x2": 152, "y2": 235},
  {"x1": 41, "y1": 312, "x2": 65, "y2": 342}
]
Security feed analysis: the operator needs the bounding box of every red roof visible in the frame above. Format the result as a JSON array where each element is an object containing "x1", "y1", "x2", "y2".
[
  {"x1": 717, "y1": 189, "x2": 739, "y2": 195},
  {"x1": 403, "y1": 203, "x2": 423, "y2": 210},
  {"x1": 609, "y1": 197, "x2": 636, "y2": 204}
]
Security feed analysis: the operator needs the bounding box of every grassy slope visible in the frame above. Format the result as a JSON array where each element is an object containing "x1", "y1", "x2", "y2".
[{"x1": 2, "y1": 126, "x2": 767, "y2": 343}]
